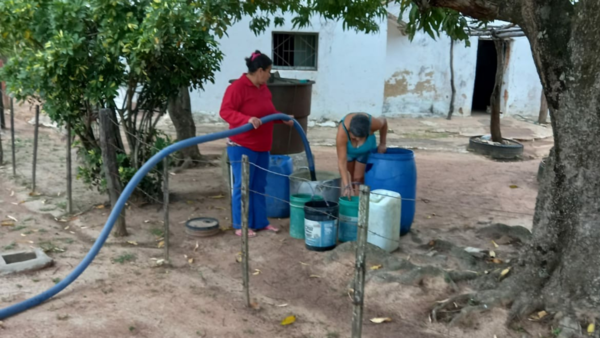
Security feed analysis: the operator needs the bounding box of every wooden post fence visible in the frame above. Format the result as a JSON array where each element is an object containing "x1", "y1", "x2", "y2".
[
  {"x1": 241, "y1": 154, "x2": 250, "y2": 307},
  {"x1": 98, "y1": 108, "x2": 127, "y2": 236},
  {"x1": 351, "y1": 185, "x2": 371, "y2": 338},
  {"x1": 163, "y1": 157, "x2": 170, "y2": 262},
  {"x1": 10, "y1": 98, "x2": 15, "y2": 177},
  {"x1": 66, "y1": 123, "x2": 73, "y2": 214},
  {"x1": 31, "y1": 105, "x2": 40, "y2": 192}
]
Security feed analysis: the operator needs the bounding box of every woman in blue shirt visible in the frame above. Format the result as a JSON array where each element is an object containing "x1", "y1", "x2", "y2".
[{"x1": 336, "y1": 113, "x2": 388, "y2": 197}]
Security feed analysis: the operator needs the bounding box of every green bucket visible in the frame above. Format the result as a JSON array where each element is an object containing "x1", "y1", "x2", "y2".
[
  {"x1": 338, "y1": 196, "x2": 360, "y2": 242},
  {"x1": 290, "y1": 194, "x2": 323, "y2": 239}
]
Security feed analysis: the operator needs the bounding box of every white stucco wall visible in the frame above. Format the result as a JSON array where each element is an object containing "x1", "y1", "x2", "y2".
[
  {"x1": 504, "y1": 37, "x2": 543, "y2": 117},
  {"x1": 191, "y1": 15, "x2": 387, "y2": 121},
  {"x1": 382, "y1": 19, "x2": 479, "y2": 117}
]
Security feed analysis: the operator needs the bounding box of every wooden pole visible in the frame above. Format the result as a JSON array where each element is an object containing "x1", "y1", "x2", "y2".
[
  {"x1": 10, "y1": 98, "x2": 15, "y2": 177},
  {"x1": 241, "y1": 154, "x2": 250, "y2": 307},
  {"x1": 163, "y1": 157, "x2": 170, "y2": 262},
  {"x1": 32, "y1": 105, "x2": 40, "y2": 192},
  {"x1": 98, "y1": 108, "x2": 127, "y2": 236},
  {"x1": 490, "y1": 39, "x2": 506, "y2": 143},
  {"x1": 351, "y1": 185, "x2": 371, "y2": 338},
  {"x1": 0, "y1": 117, "x2": 3, "y2": 164},
  {"x1": 66, "y1": 123, "x2": 73, "y2": 214},
  {"x1": 447, "y1": 39, "x2": 456, "y2": 120},
  {"x1": 0, "y1": 87, "x2": 5, "y2": 129}
]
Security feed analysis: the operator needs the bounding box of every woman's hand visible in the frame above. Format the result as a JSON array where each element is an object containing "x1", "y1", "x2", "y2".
[
  {"x1": 377, "y1": 143, "x2": 387, "y2": 154},
  {"x1": 283, "y1": 115, "x2": 295, "y2": 127},
  {"x1": 342, "y1": 184, "x2": 353, "y2": 198},
  {"x1": 248, "y1": 117, "x2": 262, "y2": 129}
]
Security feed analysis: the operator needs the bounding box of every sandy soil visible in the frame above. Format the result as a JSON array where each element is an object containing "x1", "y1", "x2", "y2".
[{"x1": 0, "y1": 105, "x2": 554, "y2": 338}]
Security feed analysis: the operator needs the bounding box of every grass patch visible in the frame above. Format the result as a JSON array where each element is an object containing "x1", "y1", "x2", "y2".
[
  {"x1": 39, "y1": 207, "x2": 57, "y2": 212},
  {"x1": 3, "y1": 242, "x2": 17, "y2": 250},
  {"x1": 52, "y1": 278, "x2": 61, "y2": 284},
  {"x1": 10, "y1": 226, "x2": 27, "y2": 232},
  {"x1": 150, "y1": 228, "x2": 164, "y2": 237},
  {"x1": 56, "y1": 238, "x2": 74, "y2": 244},
  {"x1": 39, "y1": 241, "x2": 66, "y2": 253},
  {"x1": 56, "y1": 201, "x2": 67, "y2": 210},
  {"x1": 113, "y1": 253, "x2": 136, "y2": 264}
]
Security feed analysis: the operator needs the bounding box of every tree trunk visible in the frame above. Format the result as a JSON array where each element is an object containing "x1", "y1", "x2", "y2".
[
  {"x1": 447, "y1": 39, "x2": 456, "y2": 120},
  {"x1": 426, "y1": 0, "x2": 600, "y2": 324},
  {"x1": 167, "y1": 87, "x2": 202, "y2": 168},
  {"x1": 519, "y1": 2, "x2": 600, "y2": 317},
  {"x1": 490, "y1": 39, "x2": 504, "y2": 143},
  {"x1": 538, "y1": 89, "x2": 548, "y2": 124}
]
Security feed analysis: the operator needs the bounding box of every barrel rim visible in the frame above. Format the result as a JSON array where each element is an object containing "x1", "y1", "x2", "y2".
[{"x1": 369, "y1": 148, "x2": 415, "y2": 161}]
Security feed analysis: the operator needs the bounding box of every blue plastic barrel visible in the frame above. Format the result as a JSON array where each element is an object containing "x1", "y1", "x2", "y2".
[
  {"x1": 364, "y1": 148, "x2": 417, "y2": 235},
  {"x1": 265, "y1": 155, "x2": 293, "y2": 218}
]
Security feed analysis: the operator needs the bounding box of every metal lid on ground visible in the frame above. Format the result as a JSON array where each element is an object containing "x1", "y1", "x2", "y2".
[{"x1": 185, "y1": 217, "x2": 220, "y2": 238}]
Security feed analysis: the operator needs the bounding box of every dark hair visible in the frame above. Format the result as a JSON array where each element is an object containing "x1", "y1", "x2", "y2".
[
  {"x1": 245, "y1": 50, "x2": 272, "y2": 73},
  {"x1": 349, "y1": 114, "x2": 370, "y2": 138}
]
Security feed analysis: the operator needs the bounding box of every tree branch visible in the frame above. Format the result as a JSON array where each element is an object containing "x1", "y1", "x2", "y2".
[{"x1": 424, "y1": 0, "x2": 524, "y2": 24}]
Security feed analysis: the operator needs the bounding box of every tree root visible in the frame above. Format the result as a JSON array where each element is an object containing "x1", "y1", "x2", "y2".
[{"x1": 431, "y1": 289, "x2": 516, "y2": 327}]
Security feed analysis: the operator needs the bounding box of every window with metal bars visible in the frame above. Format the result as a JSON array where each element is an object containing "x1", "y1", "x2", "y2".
[{"x1": 272, "y1": 33, "x2": 318, "y2": 70}]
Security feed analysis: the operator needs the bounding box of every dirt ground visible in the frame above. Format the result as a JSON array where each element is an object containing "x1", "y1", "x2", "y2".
[{"x1": 0, "y1": 105, "x2": 554, "y2": 338}]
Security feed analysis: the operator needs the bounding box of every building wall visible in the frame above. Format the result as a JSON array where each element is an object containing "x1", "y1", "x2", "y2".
[
  {"x1": 188, "y1": 15, "x2": 544, "y2": 121},
  {"x1": 504, "y1": 37, "x2": 543, "y2": 117},
  {"x1": 382, "y1": 9, "x2": 479, "y2": 117},
  {"x1": 191, "y1": 15, "x2": 388, "y2": 121}
]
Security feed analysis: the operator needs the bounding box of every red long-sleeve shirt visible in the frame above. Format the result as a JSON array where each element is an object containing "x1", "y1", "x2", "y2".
[{"x1": 219, "y1": 74, "x2": 280, "y2": 152}]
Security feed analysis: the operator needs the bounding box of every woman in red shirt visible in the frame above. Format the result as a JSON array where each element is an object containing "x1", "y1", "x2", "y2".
[{"x1": 220, "y1": 50, "x2": 293, "y2": 237}]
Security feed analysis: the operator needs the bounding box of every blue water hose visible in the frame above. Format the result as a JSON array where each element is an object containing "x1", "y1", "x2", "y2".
[{"x1": 0, "y1": 113, "x2": 315, "y2": 320}]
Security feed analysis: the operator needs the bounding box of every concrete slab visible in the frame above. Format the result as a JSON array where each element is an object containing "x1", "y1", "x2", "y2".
[{"x1": 0, "y1": 247, "x2": 53, "y2": 276}]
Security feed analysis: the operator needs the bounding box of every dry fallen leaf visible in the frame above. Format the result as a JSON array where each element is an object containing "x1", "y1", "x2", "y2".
[
  {"x1": 157, "y1": 241, "x2": 165, "y2": 248},
  {"x1": 370, "y1": 317, "x2": 392, "y2": 324},
  {"x1": 588, "y1": 323, "x2": 595, "y2": 335},
  {"x1": 10, "y1": 191, "x2": 14, "y2": 197},
  {"x1": 235, "y1": 252, "x2": 242, "y2": 263},
  {"x1": 370, "y1": 265, "x2": 383, "y2": 270},
  {"x1": 253, "y1": 269, "x2": 261, "y2": 276},
  {"x1": 281, "y1": 315, "x2": 296, "y2": 326},
  {"x1": 155, "y1": 259, "x2": 165, "y2": 266},
  {"x1": 537, "y1": 311, "x2": 548, "y2": 319},
  {"x1": 7, "y1": 215, "x2": 18, "y2": 222},
  {"x1": 299, "y1": 262, "x2": 309, "y2": 266},
  {"x1": 188, "y1": 258, "x2": 194, "y2": 264},
  {"x1": 29, "y1": 192, "x2": 41, "y2": 197},
  {"x1": 64, "y1": 226, "x2": 70, "y2": 230},
  {"x1": 0, "y1": 320, "x2": 4, "y2": 328},
  {"x1": 489, "y1": 250, "x2": 496, "y2": 258},
  {"x1": 276, "y1": 303, "x2": 288, "y2": 307},
  {"x1": 492, "y1": 258, "x2": 503, "y2": 264},
  {"x1": 500, "y1": 267, "x2": 511, "y2": 279},
  {"x1": 96, "y1": 204, "x2": 105, "y2": 209},
  {"x1": 491, "y1": 240, "x2": 499, "y2": 248},
  {"x1": 127, "y1": 241, "x2": 138, "y2": 246},
  {"x1": 309, "y1": 275, "x2": 320, "y2": 278},
  {"x1": 509, "y1": 185, "x2": 519, "y2": 189},
  {"x1": 250, "y1": 302, "x2": 261, "y2": 310},
  {"x1": 194, "y1": 242, "x2": 199, "y2": 252},
  {"x1": 21, "y1": 233, "x2": 27, "y2": 237},
  {"x1": 210, "y1": 195, "x2": 224, "y2": 199},
  {"x1": 1, "y1": 220, "x2": 15, "y2": 227}
]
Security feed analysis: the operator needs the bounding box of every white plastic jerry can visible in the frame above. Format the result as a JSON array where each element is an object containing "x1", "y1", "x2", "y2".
[{"x1": 367, "y1": 189, "x2": 402, "y2": 253}]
